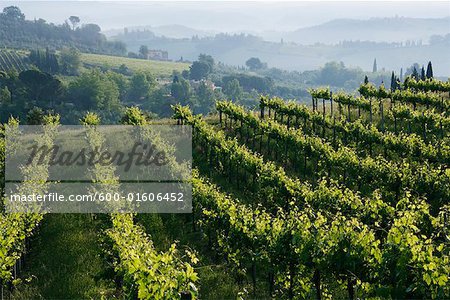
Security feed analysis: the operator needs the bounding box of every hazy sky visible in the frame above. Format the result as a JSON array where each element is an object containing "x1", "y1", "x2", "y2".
[{"x1": 1, "y1": 1, "x2": 449, "y2": 33}]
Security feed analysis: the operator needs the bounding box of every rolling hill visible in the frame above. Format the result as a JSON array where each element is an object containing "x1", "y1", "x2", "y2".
[
  {"x1": 80, "y1": 53, "x2": 189, "y2": 78},
  {"x1": 281, "y1": 17, "x2": 450, "y2": 44}
]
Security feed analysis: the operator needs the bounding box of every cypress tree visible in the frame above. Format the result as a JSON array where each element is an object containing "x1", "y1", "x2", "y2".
[
  {"x1": 400, "y1": 68, "x2": 403, "y2": 81},
  {"x1": 412, "y1": 67, "x2": 419, "y2": 80},
  {"x1": 390, "y1": 72, "x2": 395, "y2": 91},
  {"x1": 420, "y1": 66, "x2": 426, "y2": 81},
  {"x1": 45, "y1": 48, "x2": 51, "y2": 72},
  {"x1": 364, "y1": 75, "x2": 369, "y2": 84},
  {"x1": 426, "y1": 61, "x2": 433, "y2": 79},
  {"x1": 372, "y1": 58, "x2": 377, "y2": 73},
  {"x1": 38, "y1": 50, "x2": 44, "y2": 70}
]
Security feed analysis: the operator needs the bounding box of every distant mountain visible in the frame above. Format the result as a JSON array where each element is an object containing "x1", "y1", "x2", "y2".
[
  {"x1": 279, "y1": 17, "x2": 450, "y2": 44},
  {"x1": 151, "y1": 24, "x2": 215, "y2": 38},
  {"x1": 104, "y1": 24, "x2": 214, "y2": 39},
  {"x1": 110, "y1": 16, "x2": 450, "y2": 76}
]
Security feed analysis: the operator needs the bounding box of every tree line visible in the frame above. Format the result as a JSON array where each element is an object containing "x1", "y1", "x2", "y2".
[{"x1": 0, "y1": 6, "x2": 126, "y2": 55}]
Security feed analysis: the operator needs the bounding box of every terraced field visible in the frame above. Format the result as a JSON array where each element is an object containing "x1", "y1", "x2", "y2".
[{"x1": 0, "y1": 49, "x2": 29, "y2": 72}]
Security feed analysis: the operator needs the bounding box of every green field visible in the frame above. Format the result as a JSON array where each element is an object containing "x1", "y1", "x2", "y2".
[{"x1": 80, "y1": 53, "x2": 189, "y2": 78}]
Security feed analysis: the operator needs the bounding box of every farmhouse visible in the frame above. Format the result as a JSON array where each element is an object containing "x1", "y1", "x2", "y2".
[{"x1": 146, "y1": 50, "x2": 169, "y2": 61}]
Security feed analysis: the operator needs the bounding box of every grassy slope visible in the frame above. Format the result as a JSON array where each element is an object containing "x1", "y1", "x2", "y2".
[
  {"x1": 12, "y1": 214, "x2": 117, "y2": 300},
  {"x1": 80, "y1": 53, "x2": 189, "y2": 78},
  {"x1": 1, "y1": 49, "x2": 190, "y2": 79}
]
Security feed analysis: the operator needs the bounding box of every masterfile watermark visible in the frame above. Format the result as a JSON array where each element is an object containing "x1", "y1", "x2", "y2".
[
  {"x1": 26, "y1": 142, "x2": 168, "y2": 171},
  {"x1": 4, "y1": 125, "x2": 192, "y2": 213}
]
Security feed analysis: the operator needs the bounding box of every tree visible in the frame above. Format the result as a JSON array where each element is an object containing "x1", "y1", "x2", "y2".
[
  {"x1": 127, "y1": 72, "x2": 155, "y2": 102},
  {"x1": 106, "y1": 71, "x2": 129, "y2": 102},
  {"x1": 68, "y1": 69, "x2": 120, "y2": 111},
  {"x1": 78, "y1": 24, "x2": 102, "y2": 43},
  {"x1": 0, "y1": 10, "x2": 123, "y2": 56},
  {"x1": 128, "y1": 52, "x2": 139, "y2": 59},
  {"x1": 181, "y1": 70, "x2": 190, "y2": 79},
  {"x1": 195, "y1": 81, "x2": 215, "y2": 114},
  {"x1": 2, "y1": 6, "x2": 25, "y2": 21},
  {"x1": 29, "y1": 49, "x2": 59, "y2": 74},
  {"x1": 118, "y1": 64, "x2": 130, "y2": 75},
  {"x1": 372, "y1": 58, "x2": 377, "y2": 73},
  {"x1": 390, "y1": 72, "x2": 400, "y2": 91},
  {"x1": 420, "y1": 66, "x2": 426, "y2": 80},
  {"x1": 390, "y1": 72, "x2": 396, "y2": 91},
  {"x1": 26, "y1": 107, "x2": 45, "y2": 125},
  {"x1": 26, "y1": 107, "x2": 59, "y2": 125},
  {"x1": 318, "y1": 61, "x2": 360, "y2": 87},
  {"x1": 189, "y1": 61, "x2": 210, "y2": 80},
  {"x1": 246, "y1": 57, "x2": 266, "y2": 71},
  {"x1": 426, "y1": 61, "x2": 433, "y2": 79},
  {"x1": 59, "y1": 47, "x2": 81, "y2": 75},
  {"x1": 222, "y1": 74, "x2": 273, "y2": 93},
  {"x1": 139, "y1": 45, "x2": 149, "y2": 58},
  {"x1": 412, "y1": 67, "x2": 419, "y2": 80},
  {"x1": 171, "y1": 76, "x2": 191, "y2": 104},
  {"x1": 223, "y1": 79, "x2": 243, "y2": 101},
  {"x1": 144, "y1": 86, "x2": 176, "y2": 117},
  {"x1": 0, "y1": 87, "x2": 11, "y2": 104},
  {"x1": 405, "y1": 63, "x2": 420, "y2": 77},
  {"x1": 198, "y1": 54, "x2": 214, "y2": 72},
  {"x1": 19, "y1": 70, "x2": 63, "y2": 106},
  {"x1": 69, "y1": 16, "x2": 80, "y2": 31},
  {"x1": 364, "y1": 76, "x2": 369, "y2": 84}
]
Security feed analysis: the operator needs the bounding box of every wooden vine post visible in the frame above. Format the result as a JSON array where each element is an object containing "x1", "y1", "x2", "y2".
[
  {"x1": 330, "y1": 91, "x2": 333, "y2": 116},
  {"x1": 313, "y1": 269, "x2": 322, "y2": 300},
  {"x1": 322, "y1": 97, "x2": 326, "y2": 118},
  {"x1": 332, "y1": 117, "x2": 336, "y2": 147}
]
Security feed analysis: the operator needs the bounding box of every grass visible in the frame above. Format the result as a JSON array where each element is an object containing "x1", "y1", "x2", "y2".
[
  {"x1": 0, "y1": 49, "x2": 189, "y2": 79},
  {"x1": 80, "y1": 53, "x2": 189, "y2": 78},
  {"x1": 12, "y1": 214, "x2": 118, "y2": 300}
]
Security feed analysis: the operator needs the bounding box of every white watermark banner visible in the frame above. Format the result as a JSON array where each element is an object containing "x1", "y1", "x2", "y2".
[{"x1": 4, "y1": 125, "x2": 192, "y2": 213}]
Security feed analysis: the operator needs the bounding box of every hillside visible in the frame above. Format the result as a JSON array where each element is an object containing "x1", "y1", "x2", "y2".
[
  {"x1": 80, "y1": 53, "x2": 189, "y2": 78},
  {"x1": 0, "y1": 6, "x2": 125, "y2": 56},
  {"x1": 104, "y1": 24, "x2": 214, "y2": 39},
  {"x1": 112, "y1": 17, "x2": 450, "y2": 76},
  {"x1": 0, "y1": 49, "x2": 189, "y2": 79},
  {"x1": 282, "y1": 17, "x2": 450, "y2": 44},
  {"x1": 116, "y1": 34, "x2": 450, "y2": 76},
  {"x1": 4, "y1": 79, "x2": 450, "y2": 299},
  {"x1": 1, "y1": 2, "x2": 449, "y2": 299}
]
